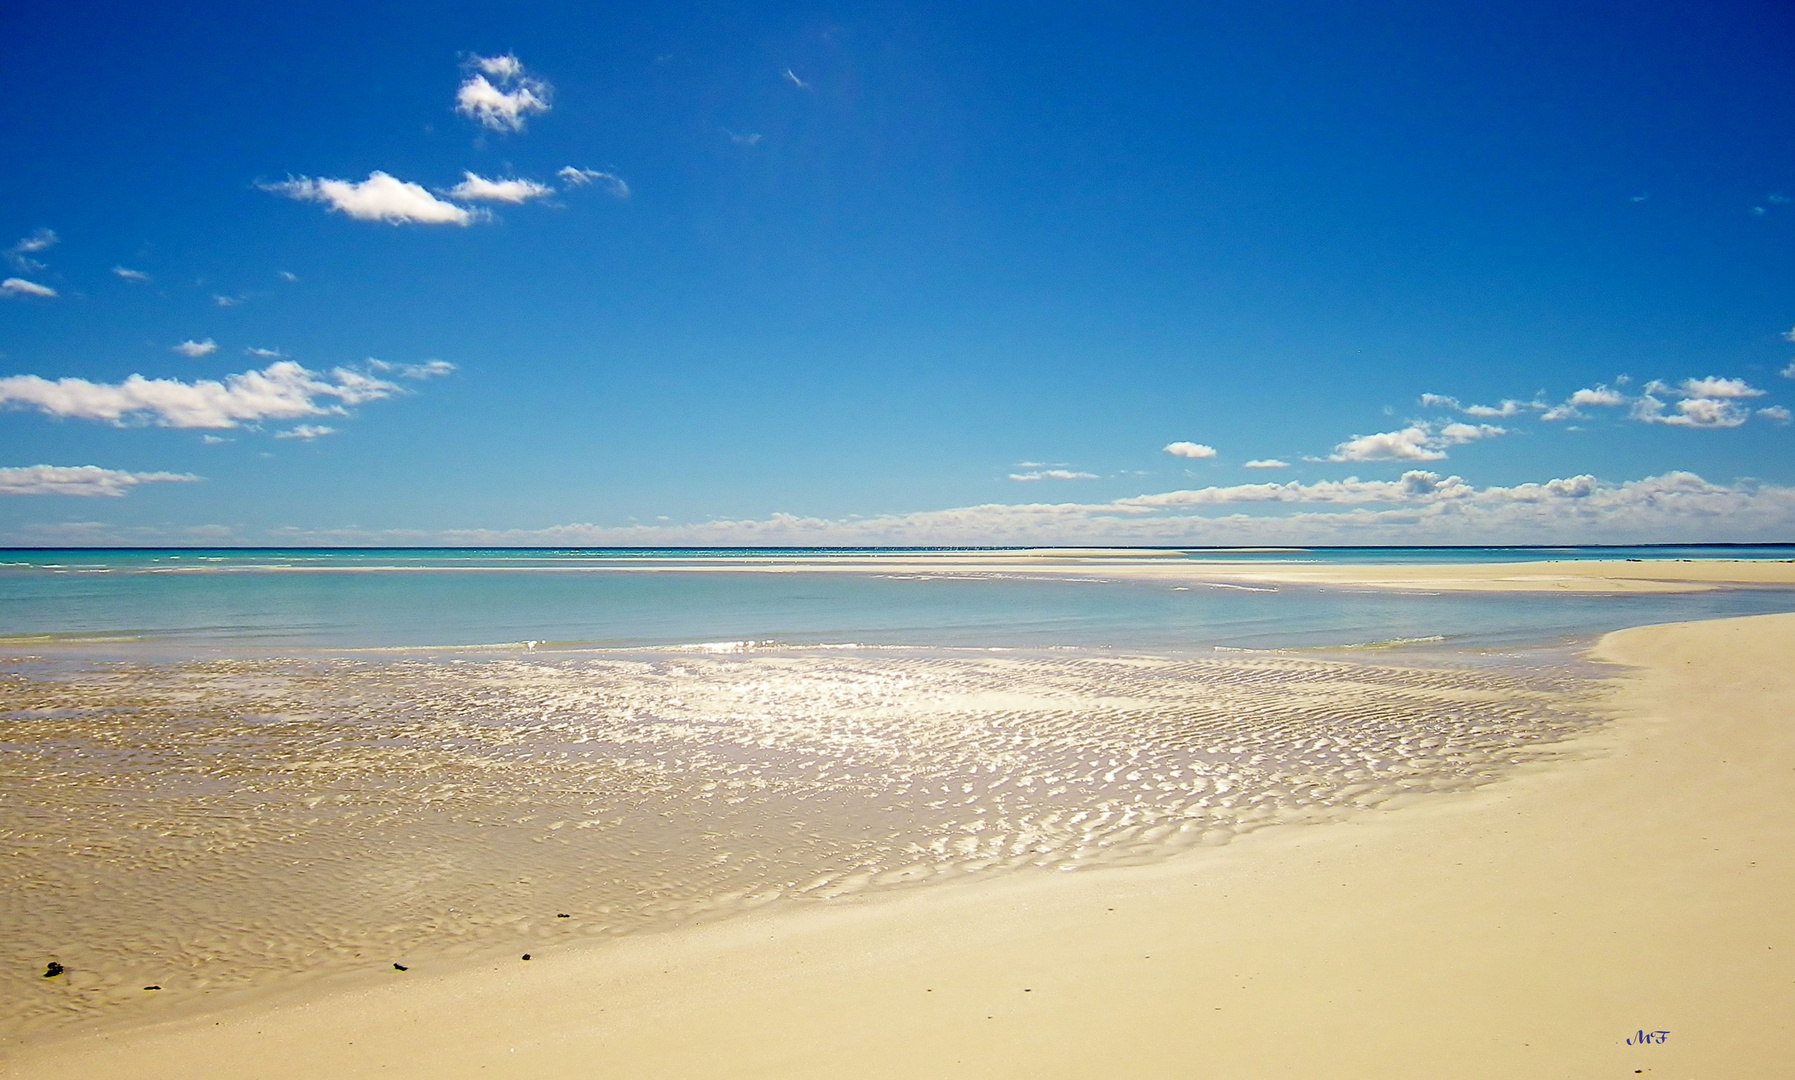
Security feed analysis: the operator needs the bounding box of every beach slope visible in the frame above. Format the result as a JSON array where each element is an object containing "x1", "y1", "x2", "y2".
[{"x1": 10, "y1": 612, "x2": 1792, "y2": 1078}]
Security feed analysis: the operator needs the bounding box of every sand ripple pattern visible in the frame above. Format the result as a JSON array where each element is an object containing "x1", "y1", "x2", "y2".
[{"x1": 0, "y1": 647, "x2": 1600, "y2": 1040}]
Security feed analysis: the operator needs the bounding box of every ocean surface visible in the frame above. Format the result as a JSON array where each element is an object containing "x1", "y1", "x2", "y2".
[{"x1": 1, "y1": 546, "x2": 1792, "y2": 655}]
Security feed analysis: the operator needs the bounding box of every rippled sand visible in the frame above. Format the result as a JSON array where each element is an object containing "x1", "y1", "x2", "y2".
[{"x1": 0, "y1": 645, "x2": 1600, "y2": 1041}]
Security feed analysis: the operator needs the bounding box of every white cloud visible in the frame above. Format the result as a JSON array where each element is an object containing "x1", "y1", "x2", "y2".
[
  {"x1": 263, "y1": 172, "x2": 475, "y2": 226},
  {"x1": 0, "y1": 360, "x2": 413, "y2": 429},
  {"x1": 475, "y1": 53, "x2": 524, "y2": 80},
  {"x1": 2, "y1": 277, "x2": 56, "y2": 298},
  {"x1": 245, "y1": 347, "x2": 284, "y2": 358},
  {"x1": 1437, "y1": 422, "x2": 1505, "y2": 443},
  {"x1": 0, "y1": 464, "x2": 198, "y2": 497},
  {"x1": 783, "y1": 68, "x2": 810, "y2": 90},
  {"x1": 1631, "y1": 394, "x2": 1749, "y2": 428},
  {"x1": 6, "y1": 229, "x2": 56, "y2": 271},
  {"x1": 366, "y1": 358, "x2": 455, "y2": 379},
  {"x1": 1676, "y1": 376, "x2": 1763, "y2": 399},
  {"x1": 1163, "y1": 441, "x2": 1217, "y2": 459},
  {"x1": 1568, "y1": 385, "x2": 1625, "y2": 407},
  {"x1": 446, "y1": 172, "x2": 555, "y2": 203},
  {"x1": 1783, "y1": 361, "x2": 1795, "y2": 380},
  {"x1": 1759, "y1": 406, "x2": 1792, "y2": 424},
  {"x1": 1242, "y1": 459, "x2": 1289, "y2": 469},
  {"x1": 558, "y1": 167, "x2": 630, "y2": 198},
  {"x1": 456, "y1": 55, "x2": 551, "y2": 132},
  {"x1": 727, "y1": 130, "x2": 763, "y2": 146},
  {"x1": 1418, "y1": 393, "x2": 1459, "y2": 409},
  {"x1": 275, "y1": 424, "x2": 335, "y2": 440},
  {"x1": 279, "y1": 271, "x2": 299, "y2": 283},
  {"x1": 1009, "y1": 469, "x2": 1098, "y2": 481},
  {"x1": 172, "y1": 339, "x2": 218, "y2": 358},
  {"x1": 275, "y1": 471, "x2": 1795, "y2": 547},
  {"x1": 112, "y1": 266, "x2": 150, "y2": 282},
  {"x1": 1782, "y1": 326, "x2": 1795, "y2": 344},
  {"x1": 213, "y1": 294, "x2": 245, "y2": 307},
  {"x1": 1328, "y1": 421, "x2": 1503, "y2": 463},
  {"x1": 1328, "y1": 426, "x2": 1441, "y2": 462},
  {"x1": 1462, "y1": 399, "x2": 1536, "y2": 418}
]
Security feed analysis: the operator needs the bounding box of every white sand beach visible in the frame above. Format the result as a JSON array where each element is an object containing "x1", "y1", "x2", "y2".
[{"x1": 8, "y1": 605, "x2": 1790, "y2": 1078}]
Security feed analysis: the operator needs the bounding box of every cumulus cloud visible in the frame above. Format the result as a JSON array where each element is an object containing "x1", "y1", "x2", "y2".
[
  {"x1": 1242, "y1": 459, "x2": 1289, "y2": 469},
  {"x1": 1420, "y1": 392, "x2": 1539, "y2": 418},
  {"x1": 0, "y1": 464, "x2": 198, "y2": 497},
  {"x1": 1, "y1": 277, "x2": 56, "y2": 298},
  {"x1": 456, "y1": 54, "x2": 551, "y2": 132},
  {"x1": 1759, "y1": 406, "x2": 1792, "y2": 424},
  {"x1": 1327, "y1": 422, "x2": 1503, "y2": 463},
  {"x1": 1162, "y1": 441, "x2": 1217, "y2": 459},
  {"x1": 558, "y1": 167, "x2": 630, "y2": 198},
  {"x1": 275, "y1": 424, "x2": 335, "y2": 440},
  {"x1": 1009, "y1": 469, "x2": 1098, "y2": 481},
  {"x1": 1630, "y1": 377, "x2": 1766, "y2": 429},
  {"x1": 263, "y1": 172, "x2": 475, "y2": 226},
  {"x1": 1783, "y1": 361, "x2": 1795, "y2": 380},
  {"x1": 445, "y1": 172, "x2": 554, "y2": 203},
  {"x1": 1675, "y1": 376, "x2": 1763, "y2": 399},
  {"x1": 6, "y1": 229, "x2": 56, "y2": 272},
  {"x1": 172, "y1": 339, "x2": 218, "y2": 358},
  {"x1": 112, "y1": 266, "x2": 150, "y2": 282},
  {"x1": 0, "y1": 360, "x2": 434, "y2": 430}
]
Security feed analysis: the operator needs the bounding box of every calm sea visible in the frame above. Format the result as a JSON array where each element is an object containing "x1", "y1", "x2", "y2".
[{"x1": 1, "y1": 546, "x2": 1791, "y2": 656}]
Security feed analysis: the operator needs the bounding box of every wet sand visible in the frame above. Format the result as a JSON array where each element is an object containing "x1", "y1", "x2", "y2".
[
  {"x1": 0, "y1": 647, "x2": 1590, "y2": 1041},
  {"x1": 7, "y1": 611, "x2": 1790, "y2": 1078}
]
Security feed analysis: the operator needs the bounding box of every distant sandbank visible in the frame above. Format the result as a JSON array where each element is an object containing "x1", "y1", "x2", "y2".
[{"x1": 11, "y1": 610, "x2": 1791, "y2": 1078}]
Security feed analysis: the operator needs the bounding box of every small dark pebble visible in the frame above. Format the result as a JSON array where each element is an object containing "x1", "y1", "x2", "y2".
[
  {"x1": 144, "y1": 985, "x2": 161, "y2": 991},
  {"x1": 556, "y1": 913, "x2": 569, "y2": 918},
  {"x1": 42, "y1": 962, "x2": 64, "y2": 979},
  {"x1": 393, "y1": 963, "x2": 408, "y2": 971},
  {"x1": 521, "y1": 954, "x2": 532, "y2": 961}
]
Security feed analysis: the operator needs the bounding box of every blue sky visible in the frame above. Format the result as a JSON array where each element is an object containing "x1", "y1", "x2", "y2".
[{"x1": 2, "y1": 0, "x2": 1793, "y2": 545}]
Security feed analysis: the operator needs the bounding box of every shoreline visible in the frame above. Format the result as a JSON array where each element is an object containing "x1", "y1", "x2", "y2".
[{"x1": 6, "y1": 610, "x2": 1791, "y2": 1077}]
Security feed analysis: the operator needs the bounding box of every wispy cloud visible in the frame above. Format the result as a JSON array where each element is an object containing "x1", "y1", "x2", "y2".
[
  {"x1": 6, "y1": 229, "x2": 57, "y2": 272},
  {"x1": 278, "y1": 271, "x2": 299, "y2": 283},
  {"x1": 245, "y1": 347, "x2": 284, "y2": 358},
  {"x1": 213, "y1": 293, "x2": 246, "y2": 308},
  {"x1": 275, "y1": 424, "x2": 335, "y2": 440},
  {"x1": 263, "y1": 172, "x2": 475, "y2": 226},
  {"x1": 367, "y1": 358, "x2": 455, "y2": 380},
  {"x1": 0, "y1": 360, "x2": 435, "y2": 430},
  {"x1": 1162, "y1": 441, "x2": 1217, "y2": 459},
  {"x1": 1419, "y1": 392, "x2": 1540, "y2": 418},
  {"x1": 1009, "y1": 469, "x2": 1098, "y2": 481},
  {"x1": 1, "y1": 277, "x2": 56, "y2": 299},
  {"x1": 445, "y1": 172, "x2": 554, "y2": 204},
  {"x1": 1242, "y1": 459, "x2": 1289, "y2": 469},
  {"x1": 726, "y1": 130, "x2": 763, "y2": 146},
  {"x1": 1759, "y1": 406, "x2": 1792, "y2": 424},
  {"x1": 0, "y1": 464, "x2": 199, "y2": 497},
  {"x1": 279, "y1": 471, "x2": 1795, "y2": 547},
  {"x1": 456, "y1": 54, "x2": 551, "y2": 132},
  {"x1": 112, "y1": 266, "x2": 150, "y2": 282},
  {"x1": 558, "y1": 167, "x2": 630, "y2": 198},
  {"x1": 172, "y1": 339, "x2": 218, "y2": 358},
  {"x1": 783, "y1": 68, "x2": 810, "y2": 90}
]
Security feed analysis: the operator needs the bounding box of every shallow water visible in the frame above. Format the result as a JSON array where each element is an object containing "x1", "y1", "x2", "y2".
[{"x1": 1, "y1": 643, "x2": 1600, "y2": 1039}]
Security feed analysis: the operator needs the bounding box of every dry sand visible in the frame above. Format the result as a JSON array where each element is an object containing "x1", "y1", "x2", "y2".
[{"x1": 7, "y1": 609, "x2": 1790, "y2": 1078}]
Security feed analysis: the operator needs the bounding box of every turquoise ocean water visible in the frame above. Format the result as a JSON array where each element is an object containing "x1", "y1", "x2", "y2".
[{"x1": 2, "y1": 546, "x2": 1792, "y2": 655}]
